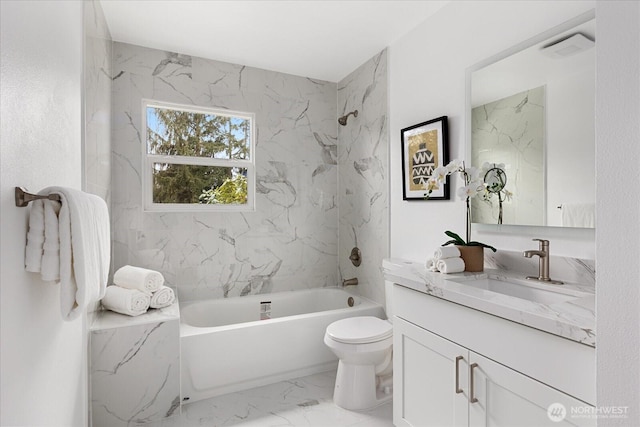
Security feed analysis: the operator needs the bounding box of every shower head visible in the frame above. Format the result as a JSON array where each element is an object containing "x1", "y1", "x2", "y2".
[{"x1": 338, "y1": 110, "x2": 358, "y2": 126}]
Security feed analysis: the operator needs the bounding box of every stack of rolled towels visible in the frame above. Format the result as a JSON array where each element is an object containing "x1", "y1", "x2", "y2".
[
  {"x1": 426, "y1": 246, "x2": 465, "y2": 274},
  {"x1": 100, "y1": 265, "x2": 175, "y2": 316}
]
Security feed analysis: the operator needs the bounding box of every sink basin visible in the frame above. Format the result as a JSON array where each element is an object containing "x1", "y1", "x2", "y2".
[{"x1": 448, "y1": 277, "x2": 578, "y2": 305}]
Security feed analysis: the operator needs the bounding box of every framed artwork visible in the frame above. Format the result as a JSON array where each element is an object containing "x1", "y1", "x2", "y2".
[{"x1": 401, "y1": 116, "x2": 449, "y2": 200}]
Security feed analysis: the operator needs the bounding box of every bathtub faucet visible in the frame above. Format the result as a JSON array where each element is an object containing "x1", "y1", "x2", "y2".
[{"x1": 343, "y1": 277, "x2": 358, "y2": 287}]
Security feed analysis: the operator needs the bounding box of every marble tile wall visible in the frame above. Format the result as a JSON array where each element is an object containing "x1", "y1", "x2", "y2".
[
  {"x1": 84, "y1": 0, "x2": 112, "y2": 206},
  {"x1": 471, "y1": 86, "x2": 544, "y2": 227},
  {"x1": 111, "y1": 42, "x2": 338, "y2": 301},
  {"x1": 90, "y1": 304, "x2": 181, "y2": 426},
  {"x1": 337, "y1": 50, "x2": 389, "y2": 306}
]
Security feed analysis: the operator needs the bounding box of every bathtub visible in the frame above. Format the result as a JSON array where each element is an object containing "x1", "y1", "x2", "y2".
[{"x1": 180, "y1": 287, "x2": 386, "y2": 403}]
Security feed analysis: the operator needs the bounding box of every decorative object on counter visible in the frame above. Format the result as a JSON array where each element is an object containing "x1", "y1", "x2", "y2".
[
  {"x1": 480, "y1": 163, "x2": 512, "y2": 225},
  {"x1": 425, "y1": 160, "x2": 497, "y2": 272},
  {"x1": 401, "y1": 116, "x2": 449, "y2": 200},
  {"x1": 113, "y1": 264, "x2": 164, "y2": 294},
  {"x1": 23, "y1": 186, "x2": 110, "y2": 321},
  {"x1": 426, "y1": 245, "x2": 465, "y2": 274},
  {"x1": 150, "y1": 286, "x2": 176, "y2": 309},
  {"x1": 101, "y1": 266, "x2": 174, "y2": 316},
  {"x1": 101, "y1": 285, "x2": 150, "y2": 316}
]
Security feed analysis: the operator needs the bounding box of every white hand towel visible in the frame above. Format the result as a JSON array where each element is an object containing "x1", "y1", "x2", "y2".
[
  {"x1": 40, "y1": 200, "x2": 61, "y2": 282},
  {"x1": 150, "y1": 286, "x2": 175, "y2": 309},
  {"x1": 561, "y1": 203, "x2": 595, "y2": 228},
  {"x1": 434, "y1": 246, "x2": 461, "y2": 260},
  {"x1": 436, "y1": 257, "x2": 465, "y2": 274},
  {"x1": 425, "y1": 258, "x2": 438, "y2": 272},
  {"x1": 114, "y1": 265, "x2": 164, "y2": 295},
  {"x1": 25, "y1": 200, "x2": 45, "y2": 273},
  {"x1": 43, "y1": 186, "x2": 110, "y2": 321},
  {"x1": 101, "y1": 285, "x2": 150, "y2": 317}
]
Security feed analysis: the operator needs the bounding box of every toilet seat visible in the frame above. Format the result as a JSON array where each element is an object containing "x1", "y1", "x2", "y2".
[{"x1": 325, "y1": 316, "x2": 392, "y2": 344}]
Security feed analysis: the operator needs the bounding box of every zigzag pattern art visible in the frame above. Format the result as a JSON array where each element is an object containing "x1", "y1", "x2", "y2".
[{"x1": 412, "y1": 148, "x2": 435, "y2": 185}]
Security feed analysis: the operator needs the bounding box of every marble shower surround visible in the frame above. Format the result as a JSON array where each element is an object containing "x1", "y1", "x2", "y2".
[
  {"x1": 338, "y1": 50, "x2": 389, "y2": 306},
  {"x1": 112, "y1": 42, "x2": 338, "y2": 301},
  {"x1": 84, "y1": 0, "x2": 112, "y2": 206}
]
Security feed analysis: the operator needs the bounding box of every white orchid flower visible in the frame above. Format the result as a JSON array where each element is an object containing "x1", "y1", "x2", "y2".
[
  {"x1": 457, "y1": 184, "x2": 480, "y2": 200},
  {"x1": 432, "y1": 166, "x2": 449, "y2": 183},
  {"x1": 466, "y1": 166, "x2": 482, "y2": 182},
  {"x1": 445, "y1": 159, "x2": 463, "y2": 174},
  {"x1": 425, "y1": 178, "x2": 440, "y2": 192}
]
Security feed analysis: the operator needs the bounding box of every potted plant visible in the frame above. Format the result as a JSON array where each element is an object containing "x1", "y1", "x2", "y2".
[{"x1": 426, "y1": 160, "x2": 497, "y2": 272}]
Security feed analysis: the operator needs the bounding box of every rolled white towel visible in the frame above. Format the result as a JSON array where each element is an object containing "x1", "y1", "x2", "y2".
[
  {"x1": 425, "y1": 258, "x2": 438, "y2": 272},
  {"x1": 113, "y1": 265, "x2": 164, "y2": 295},
  {"x1": 434, "y1": 246, "x2": 461, "y2": 260},
  {"x1": 150, "y1": 286, "x2": 175, "y2": 309},
  {"x1": 25, "y1": 200, "x2": 45, "y2": 273},
  {"x1": 101, "y1": 285, "x2": 150, "y2": 316},
  {"x1": 40, "y1": 200, "x2": 61, "y2": 282},
  {"x1": 436, "y1": 257, "x2": 465, "y2": 274}
]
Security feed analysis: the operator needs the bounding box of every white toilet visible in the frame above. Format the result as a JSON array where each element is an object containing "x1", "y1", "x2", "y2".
[{"x1": 324, "y1": 259, "x2": 404, "y2": 411}]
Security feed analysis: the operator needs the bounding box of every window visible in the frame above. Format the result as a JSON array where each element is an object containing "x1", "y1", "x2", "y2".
[{"x1": 143, "y1": 100, "x2": 255, "y2": 211}]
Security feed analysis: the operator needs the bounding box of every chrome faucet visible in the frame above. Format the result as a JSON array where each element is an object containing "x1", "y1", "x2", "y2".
[
  {"x1": 523, "y1": 239, "x2": 564, "y2": 285},
  {"x1": 343, "y1": 277, "x2": 359, "y2": 286}
]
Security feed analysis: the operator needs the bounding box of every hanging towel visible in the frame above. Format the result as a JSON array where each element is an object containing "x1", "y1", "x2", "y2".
[
  {"x1": 150, "y1": 286, "x2": 175, "y2": 309},
  {"x1": 42, "y1": 186, "x2": 110, "y2": 321},
  {"x1": 561, "y1": 203, "x2": 595, "y2": 228},
  {"x1": 434, "y1": 246, "x2": 461, "y2": 260},
  {"x1": 25, "y1": 200, "x2": 45, "y2": 273},
  {"x1": 40, "y1": 200, "x2": 61, "y2": 282},
  {"x1": 101, "y1": 285, "x2": 150, "y2": 317},
  {"x1": 114, "y1": 265, "x2": 164, "y2": 295},
  {"x1": 436, "y1": 257, "x2": 465, "y2": 274}
]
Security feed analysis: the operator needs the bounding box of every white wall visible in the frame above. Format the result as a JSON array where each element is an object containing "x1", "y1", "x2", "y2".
[
  {"x1": 389, "y1": 0, "x2": 596, "y2": 263},
  {"x1": 595, "y1": 1, "x2": 640, "y2": 423},
  {"x1": 0, "y1": 1, "x2": 86, "y2": 426}
]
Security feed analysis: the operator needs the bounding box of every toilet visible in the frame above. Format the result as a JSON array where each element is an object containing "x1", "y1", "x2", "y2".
[{"x1": 324, "y1": 258, "x2": 404, "y2": 411}]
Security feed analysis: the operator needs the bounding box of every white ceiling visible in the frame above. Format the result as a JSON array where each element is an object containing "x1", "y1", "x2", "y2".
[{"x1": 100, "y1": 0, "x2": 448, "y2": 82}]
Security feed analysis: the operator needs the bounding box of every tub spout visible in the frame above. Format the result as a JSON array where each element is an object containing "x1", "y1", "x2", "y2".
[{"x1": 343, "y1": 277, "x2": 358, "y2": 287}]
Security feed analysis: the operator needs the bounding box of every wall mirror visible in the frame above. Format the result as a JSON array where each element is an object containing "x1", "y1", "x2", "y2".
[{"x1": 467, "y1": 11, "x2": 595, "y2": 229}]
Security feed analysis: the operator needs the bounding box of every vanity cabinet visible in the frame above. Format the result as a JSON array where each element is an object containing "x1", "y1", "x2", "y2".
[{"x1": 393, "y1": 284, "x2": 595, "y2": 427}]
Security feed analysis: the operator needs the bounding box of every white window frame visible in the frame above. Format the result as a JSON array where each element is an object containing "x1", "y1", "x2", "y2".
[{"x1": 142, "y1": 99, "x2": 256, "y2": 212}]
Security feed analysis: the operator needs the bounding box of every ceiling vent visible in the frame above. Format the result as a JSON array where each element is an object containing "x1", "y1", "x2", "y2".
[{"x1": 541, "y1": 33, "x2": 595, "y2": 59}]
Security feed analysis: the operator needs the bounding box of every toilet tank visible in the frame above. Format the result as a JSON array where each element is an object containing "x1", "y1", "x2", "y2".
[{"x1": 382, "y1": 258, "x2": 410, "y2": 322}]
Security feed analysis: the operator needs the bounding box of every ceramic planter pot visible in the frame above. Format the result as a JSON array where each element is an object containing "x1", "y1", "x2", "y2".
[{"x1": 456, "y1": 245, "x2": 484, "y2": 272}]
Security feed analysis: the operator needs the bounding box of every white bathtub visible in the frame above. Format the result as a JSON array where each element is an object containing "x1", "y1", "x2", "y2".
[{"x1": 180, "y1": 287, "x2": 386, "y2": 403}]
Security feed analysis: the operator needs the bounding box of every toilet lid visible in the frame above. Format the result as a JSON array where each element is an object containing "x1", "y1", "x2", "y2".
[{"x1": 326, "y1": 316, "x2": 392, "y2": 344}]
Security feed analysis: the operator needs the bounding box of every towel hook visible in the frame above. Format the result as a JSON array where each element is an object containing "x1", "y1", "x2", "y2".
[{"x1": 15, "y1": 187, "x2": 61, "y2": 207}]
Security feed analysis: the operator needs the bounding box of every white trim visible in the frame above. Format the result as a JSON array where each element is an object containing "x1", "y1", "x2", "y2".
[{"x1": 142, "y1": 99, "x2": 256, "y2": 212}]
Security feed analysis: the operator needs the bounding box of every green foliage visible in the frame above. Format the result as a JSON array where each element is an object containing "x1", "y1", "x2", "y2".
[
  {"x1": 441, "y1": 230, "x2": 497, "y2": 252},
  {"x1": 147, "y1": 107, "x2": 250, "y2": 204},
  {"x1": 199, "y1": 175, "x2": 248, "y2": 205}
]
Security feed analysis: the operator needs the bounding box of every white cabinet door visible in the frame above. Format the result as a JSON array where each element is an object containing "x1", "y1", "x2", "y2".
[
  {"x1": 468, "y1": 352, "x2": 595, "y2": 427},
  {"x1": 394, "y1": 317, "x2": 469, "y2": 427}
]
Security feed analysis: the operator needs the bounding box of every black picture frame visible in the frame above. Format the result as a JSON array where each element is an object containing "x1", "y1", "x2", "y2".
[{"x1": 401, "y1": 116, "x2": 450, "y2": 200}]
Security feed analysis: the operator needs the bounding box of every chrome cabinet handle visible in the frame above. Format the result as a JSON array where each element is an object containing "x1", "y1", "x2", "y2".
[
  {"x1": 469, "y1": 363, "x2": 479, "y2": 403},
  {"x1": 455, "y1": 356, "x2": 464, "y2": 394}
]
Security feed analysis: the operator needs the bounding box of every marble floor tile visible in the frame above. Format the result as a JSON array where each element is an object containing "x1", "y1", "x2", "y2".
[{"x1": 150, "y1": 370, "x2": 393, "y2": 427}]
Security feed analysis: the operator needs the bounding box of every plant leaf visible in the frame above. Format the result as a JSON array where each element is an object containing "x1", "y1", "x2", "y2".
[
  {"x1": 467, "y1": 241, "x2": 497, "y2": 252},
  {"x1": 444, "y1": 230, "x2": 465, "y2": 245},
  {"x1": 442, "y1": 239, "x2": 460, "y2": 247}
]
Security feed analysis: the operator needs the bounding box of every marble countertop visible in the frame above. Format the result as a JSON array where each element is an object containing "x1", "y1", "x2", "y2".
[
  {"x1": 384, "y1": 260, "x2": 595, "y2": 347},
  {"x1": 90, "y1": 301, "x2": 180, "y2": 331}
]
